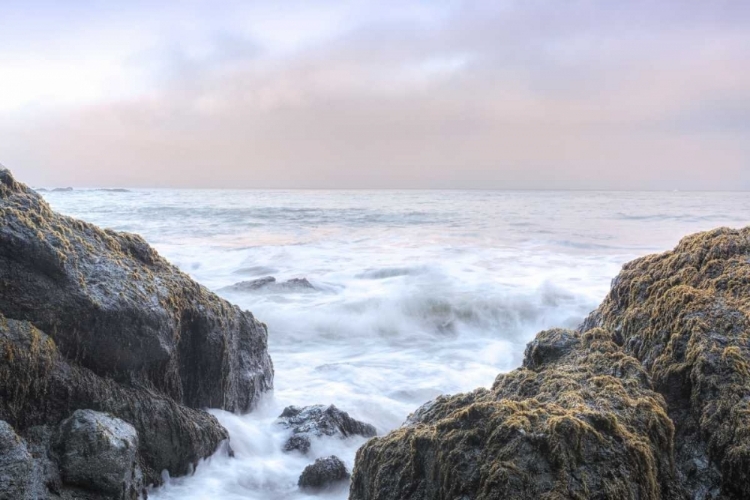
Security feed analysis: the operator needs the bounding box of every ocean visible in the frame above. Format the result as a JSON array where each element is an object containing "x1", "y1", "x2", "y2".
[{"x1": 42, "y1": 188, "x2": 749, "y2": 500}]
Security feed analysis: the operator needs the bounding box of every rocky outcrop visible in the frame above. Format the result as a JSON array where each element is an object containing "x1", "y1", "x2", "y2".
[
  {"x1": 351, "y1": 227, "x2": 750, "y2": 499},
  {"x1": 351, "y1": 328, "x2": 682, "y2": 500},
  {"x1": 55, "y1": 410, "x2": 142, "y2": 499},
  {"x1": 298, "y1": 456, "x2": 350, "y2": 491},
  {"x1": 277, "y1": 405, "x2": 376, "y2": 454},
  {"x1": 0, "y1": 167, "x2": 275, "y2": 496},
  {"x1": 581, "y1": 227, "x2": 750, "y2": 498},
  {"x1": 0, "y1": 167, "x2": 273, "y2": 412}
]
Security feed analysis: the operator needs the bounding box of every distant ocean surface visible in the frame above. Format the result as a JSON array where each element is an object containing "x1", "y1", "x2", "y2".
[{"x1": 42, "y1": 189, "x2": 750, "y2": 500}]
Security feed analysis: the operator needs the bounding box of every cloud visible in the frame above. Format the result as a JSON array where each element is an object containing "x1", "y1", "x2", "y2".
[{"x1": 1, "y1": 0, "x2": 749, "y2": 189}]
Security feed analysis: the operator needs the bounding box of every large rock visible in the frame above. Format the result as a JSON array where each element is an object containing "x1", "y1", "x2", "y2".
[
  {"x1": 0, "y1": 167, "x2": 273, "y2": 412},
  {"x1": 0, "y1": 314, "x2": 228, "y2": 485},
  {"x1": 350, "y1": 328, "x2": 683, "y2": 500},
  {"x1": 0, "y1": 420, "x2": 35, "y2": 500},
  {"x1": 351, "y1": 227, "x2": 750, "y2": 499},
  {"x1": 277, "y1": 405, "x2": 376, "y2": 453},
  {"x1": 55, "y1": 410, "x2": 142, "y2": 499},
  {"x1": 582, "y1": 227, "x2": 750, "y2": 498},
  {"x1": 298, "y1": 456, "x2": 350, "y2": 491}
]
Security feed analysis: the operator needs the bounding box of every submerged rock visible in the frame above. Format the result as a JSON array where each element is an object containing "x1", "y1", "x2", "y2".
[
  {"x1": 0, "y1": 167, "x2": 273, "y2": 413},
  {"x1": 277, "y1": 405, "x2": 376, "y2": 453},
  {"x1": 220, "y1": 276, "x2": 316, "y2": 293},
  {"x1": 298, "y1": 456, "x2": 350, "y2": 491},
  {"x1": 55, "y1": 410, "x2": 142, "y2": 499}
]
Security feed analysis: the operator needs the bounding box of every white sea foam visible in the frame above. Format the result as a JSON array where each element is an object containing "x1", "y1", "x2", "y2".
[{"x1": 42, "y1": 189, "x2": 750, "y2": 500}]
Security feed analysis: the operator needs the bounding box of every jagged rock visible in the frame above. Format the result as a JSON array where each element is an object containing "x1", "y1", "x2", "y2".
[
  {"x1": 0, "y1": 420, "x2": 35, "y2": 499},
  {"x1": 277, "y1": 405, "x2": 376, "y2": 453},
  {"x1": 55, "y1": 410, "x2": 142, "y2": 499},
  {"x1": 350, "y1": 327, "x2": 683, "y2": 500},
  {"x1": 220, "y1": 276, "x2": 315, "y2": 293},
  {"x1": 0, "y1": 314, "x2": 228, "y2": 485},
  {"x1": 298, "y1": 456, "x2": 350, "y2": 491},
  {"x1": 581, "y1": 226, "x2": 750, "y2": 498},
  {"x1": 0, "y1": 167, "x2": 273, "y2": 412}
]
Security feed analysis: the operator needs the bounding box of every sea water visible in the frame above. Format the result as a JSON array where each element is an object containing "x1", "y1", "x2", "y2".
[{"x1": 42, "y1": 189, "x2": 749, "y2": 500}]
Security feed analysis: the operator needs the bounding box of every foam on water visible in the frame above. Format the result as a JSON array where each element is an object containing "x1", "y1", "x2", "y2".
[{"x1": 41, "y1": 189, "x2": 750, "y2": 500}]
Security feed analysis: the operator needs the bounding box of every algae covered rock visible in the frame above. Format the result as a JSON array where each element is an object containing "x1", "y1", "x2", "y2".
[
  {"x1": 55, "y1": 410, "x2": 142, "y2": 499},
  {"x1": 350, "y1": 328, "x2": 683, "y2": 500},
  {"x1": 582, "y1": 226, "x2": 750, "y2": 498},
  {"x1": 298, "y1": 455, "x2": 351, "y2": 491},
  {"x1": 0, "y1": 313, "x2": 228, "y2": 485},
  {"x1": 0, "y1": 167, "x2": 273, "y2": 413}
]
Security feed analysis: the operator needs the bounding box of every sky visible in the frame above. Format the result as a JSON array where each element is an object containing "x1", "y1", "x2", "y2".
[{"x1": 0, "y1": 0, "x2": 748, "y2": 189}]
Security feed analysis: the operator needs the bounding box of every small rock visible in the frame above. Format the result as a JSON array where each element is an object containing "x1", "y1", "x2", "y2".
[
  {"x1": 277, "y1": 405, "x2": 376, "y2": 453},
  {"x1": 298, "y1": 456, "x2": 350, "y2": 491},
  {"x1": 0, "y1": 420, "x2": 34, "y2": 499},
  {"x1": 56, "y1": 410, "x2": 143, "y2": 500},
  {"x1": 220, "y1": 276, "x2": 316, "y2": 293}
]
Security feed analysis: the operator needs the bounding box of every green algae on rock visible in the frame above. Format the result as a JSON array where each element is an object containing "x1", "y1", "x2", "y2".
[
  {"x1": 350, "y1": 328, "x2": 684, "y2": 500},
  {"x1": 582, "y1": 227, "x2": 750, "y2": 498}
]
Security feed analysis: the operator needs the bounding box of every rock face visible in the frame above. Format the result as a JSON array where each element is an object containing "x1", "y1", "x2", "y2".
[
  {"x1": 298, "y1": 456, "x2": 351, "y2": 491},
  {"x1": 581, "y1": 227, "x2": 750, "y2": 498},
  {"x1": 55, "y1": 410, "x2": 142, "y2": 499},
  {"x1": 0, "y1": 167, "x2": 275, "y2": 495},
  {"x1": 0, "y1": 167, "x2": 273, "y2": 412},
  {"x1": 351, "y1": 328, "x2": 682, "y2": 500},
  {"x1": 350, "y1": 227, "x2": 750, "y2": 500},
  {"x1": 277, "y1": 405, "x2": 376, "y2": 454},
  {"x1": 0, "y1": 420, "x2": 35, "y2": 499}
]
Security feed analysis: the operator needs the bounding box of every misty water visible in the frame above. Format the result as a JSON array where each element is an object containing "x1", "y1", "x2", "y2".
[{"x1": 42, "y1": 189, "x2": 749, "y2": 500}]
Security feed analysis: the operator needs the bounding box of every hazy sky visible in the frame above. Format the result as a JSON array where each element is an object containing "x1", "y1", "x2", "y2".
[{"x1": 1, "y1": 0, "x2": 748, "y2": 189}]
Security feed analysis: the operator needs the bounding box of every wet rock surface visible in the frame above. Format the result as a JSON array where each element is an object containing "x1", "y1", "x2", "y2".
[
  {"x1": 0, "y1": 167, "x2": 273, "y2": 412},
  {"x1": 0, "y1": 167, "x2": 274, "y2": 496},
  {"x1": 55, "y1": 410, "x2": 142, "y2": 499},
  {"x1": 298, "y1": 456, "x2": 350, "y2": 491},
  {"x1": 351, "y1": 227, "x2": 750, "y2": 500},
  {"x1": 221, "y1": 276, "x2": 316, "y2": 293},
  {"x1": 277, "y1": 405, "x2": 376, "y2": 453}
]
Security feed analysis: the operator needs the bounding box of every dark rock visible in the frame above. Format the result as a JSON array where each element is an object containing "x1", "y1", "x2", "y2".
[
  {"x1": 51, "y1": 187, "x2": 73, "y2": 192},
  {"x1": 0, "y1": 313, "x2": 228, "y2": 485},
  {"x1": 298, "y1": 456, "x2": 350, "y2": 491},
  {"x1": 0, "y1": 420, "x2": 35, "y2": 499},
  {"x1": 0, "y1": 166, "x2": 273, "y2": 413},
  {"x1": 581, "y1": 226, "x2": 750, "y2": 498},
  {"x1": 277, "y1": 405, "x2": 376, "y2": 453},
  {"x1": 221, "y1": 276, "x2": 315, "y2": 293},
  {"x1": 283, "y1": 435, "x2": 312, "y2": 454},
  {"x1": 350, "y1": 328, "x2": 684, "y2": 500},
  {"x1": 55, "y1": 410, "x2": 142, "y2": 499}
]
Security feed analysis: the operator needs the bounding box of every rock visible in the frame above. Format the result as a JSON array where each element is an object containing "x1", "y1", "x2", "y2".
[
  {"x1": 220, "y1": 276, "x2": 316, "y2": 293},
  {"x1": 0, "y1": 421, "x2": 35, "y2": 499},
  {"x1": 0, "y1": 314, "x2": 228, "y2": 485},
  {"x1": 581, "y1": 227, "x2": 750, "y2": 498},
  {"x1": 55, "y1": 410, "x2": 142, "y2": 499},
  {"x1": 51, "y1": 187, "x2": 73, "y2": 192},
  {"x1": 350, "y1": 328, "x2": 683, "y2": 500},
  {"x1": 277, "y1": 405, "x2": 376, "y2": 453},
  {"x1": 351, "y1": 227, "x2": 750, "y2": 500},
  {"x1": 298, "y1": 456, "x2": 350, "y2": 491},
  {"x1": 0, "y1": 166, "x2": 273, "y2": 412}
]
